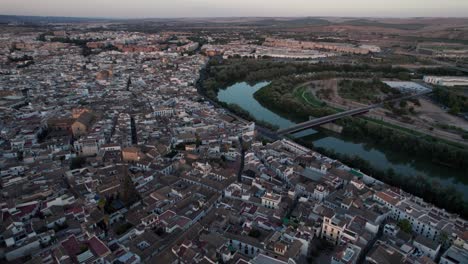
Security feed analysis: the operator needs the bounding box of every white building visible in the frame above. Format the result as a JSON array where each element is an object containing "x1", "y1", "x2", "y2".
[
  {"x1": 424, "y1": 76, "x2": 468, "y2": 87},
  {"x1": 280, "y1": 139, "x2": 311, "y2": 155},
  {"x1": 413, "y1": 235, "x2": 441, "y2": 260},
  {"x1": 374, "y1": 190, "x2": 467, "y2": 246},
  {"x1": 313, "y1": 185, "x2": 329, "y2": 201},
  {"x1": 383, "y1": 81, "x2": 430, "y2": 93},
  {"x1": 261, "y1": 192, "x2": 282, "y2": 209},
  {"x1": 321, "y1": 211, "x2": 347, "y2": 245},
  {"x1": 440, "y1": 245, "x2": 468, "y2": 264},
  {"x1": 74, "y1": 137, "x2": 100, "y2": 156},
  {"x1": 153, "y1": 107, "x2": 175, "y2": 117},
  {"x1": 331, "y1": 244, "x2": 361, "y2": 264}
]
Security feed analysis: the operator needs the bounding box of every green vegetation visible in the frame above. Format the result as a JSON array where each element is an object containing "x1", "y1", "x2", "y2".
[
  {"x1": 79, "y1": 245, "x2": 89, "y2": 254},
  {"x1": 8, "y1": 55, "x2": 34, "y2": 63},
  {"x1": 406, "y1": 36, "x2": 468, "y2": 46},
  {"x1": 432, "y1": 87, "x2": 468, "y2": 115},
  {"x1": 53, "y1": 222, "x2": 69, "y2": 232},
  {"x1": 115, "y1": 223, "x2": 133, "y2": 235},
  {"x1": 340, "y1": 118, "x2": 468, "y2": 171},
  {"x1": 435, "y1": 124, "x2": 468, "y2": 139},
  {"x1": 439, "y1": 231, "x2": 450, "y2": 248},
  {"x1": 49, "y1": 37, "x2": 94, "y2": 56},
  {"x1": 154, "y1": 226, "x2": 165, "y2": 236},
  {"x1": 314, "y1": 146, "x2": 468, "y2": 219},
  {"x1": 16, "y1": 60, "x2": 35, "y2": 69},
  {"x1": 47, "y1": 36, "x2": 118, "y2": 56},
  {"x1": 36, "y1": 32, "x2": 53, "y2": 41},
  {"x1": 251, "y1": 66, "x2": 418, "y2": 122},
  {"x1": 187, "y1": 36, "x2": 207, "y2": 46},
  {"x1": 293, "y1": 84, "x2": 325, "y2": 108},
  {"x1": 416, "y1": 67, "x2": 467, "y2": 76},
  {"x1": 70, "y1": 157, "x2": 86, "y2": 170},
  {"x1": 201, "y1": 58, "x2": 468, "y2": 216},
  {"x1": 202, "y1": 58, "x2": 468, "y2": 148},
  {"x1": 16, "y1": 151, "x2": 23, "y2": 162},
  {"x1": 357, "y1": 54, "x2": 433, "y2": 66},
  {"x1": 226, "y1": 103, "x2": 279, "y2": 130},
  {"x1": 397, "y1": 219, "x2": 412, "y2": 233},
  {"x1": 98, "y1": 198, "x2": 106, "y2": 210},
  {"x1": 345, "y1": 19, "x2": 426, "y2": 30},
  {"x1": 383, "y1": 101, "x2": 413, "y2": 117},
  {"x1": 8, "y1": 54, "x2": 35, "y2": 68},
  {"x1": 254, "y1": 75, "x2": 337, "y2": 121},
  {"x1": 338, "y1": 79, "x2": 400, "y2": 104},
  {"x1": 201, "y1": 58, "x2": 412, "y2": 102},
  {"x1": 121, "y1": 174, "x2": 141, "y2": 207},
  {"x1": 248, "y1": 229, "x2": 261, "y2": 238},
  {"x1": 165, "y1": 150, "x2": 179, "y2": 158}
]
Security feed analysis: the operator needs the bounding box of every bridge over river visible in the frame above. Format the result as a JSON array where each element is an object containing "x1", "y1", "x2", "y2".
[{"x1": 277, "y1": 90, "x2": 432, "y2": 135}]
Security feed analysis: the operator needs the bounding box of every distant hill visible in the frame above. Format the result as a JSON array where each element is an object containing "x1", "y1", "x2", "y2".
[
  {"x1": 343, "y1": 19, "x2": 427, "y2": 30},
  {"x1": 252, "y1": 17, "x2": 331, "y2": 27},
  {"x1": 0, "y1": 15, "x2": 110, "y2": 24}
]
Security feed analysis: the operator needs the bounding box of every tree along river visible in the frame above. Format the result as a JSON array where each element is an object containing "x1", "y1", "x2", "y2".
[{"x1": 217, "y1": 81, "x2": 468, "y2": 200}]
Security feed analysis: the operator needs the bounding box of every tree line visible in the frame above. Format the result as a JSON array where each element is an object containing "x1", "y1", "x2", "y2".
[
  {"x1": 338, "y1": 79, "x2": 400, "y2": 104},
  {"x1": 200, "y1": 58, "x2": 468, "y2": 217},
  {"x1": 339, "y1": 118, "x2": 468, "y2": 173},
  {"x1": 202, "y1": 58, "x2": 414, "y2": 102},
  {"x1": 432, "y1": 87, "x2": 468, "y2": 115},
  {"x1": 314, "y1": 146, "x2": 468, "y2": 219},
  {"x1": 40, "y1": 35, "x2": 118, "y2": 57}
]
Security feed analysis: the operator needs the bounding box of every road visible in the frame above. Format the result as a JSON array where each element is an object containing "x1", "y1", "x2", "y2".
[
  {"x1": 278, "y1": 107, "x2": 371, "y2": 135},
  {"x1": 356, "y1": 222, "x2": 385, "y2": 264},
  {"x1": 395, "y1": 51, "x2": 468, "y2": 74},
  {"x1": 237, "y1": 136, "x2": 245, "y2": 183}
]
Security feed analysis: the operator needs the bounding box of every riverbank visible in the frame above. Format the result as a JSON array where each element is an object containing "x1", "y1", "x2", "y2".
[
  {"x1": 214, "y1": 80, "x2": 468, "y2": 217},
  {"x1": 199, "y1": 57, "x2": 468, "y2": 214},
  {"x1": 252, "y1": 71, "x2": 468, "y2": 172}
]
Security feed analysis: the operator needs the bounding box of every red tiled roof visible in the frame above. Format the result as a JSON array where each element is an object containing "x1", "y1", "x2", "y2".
[
  {"x1": 461, "y1": 230, "x2": 468, "y2": 240},
  {"x1": 175, "y1": 217, "x2": 191, "y2": 228},
  {"x1": 248, "y1": 205, "x2": 258, "y2": 214},
  {"x1": 66, "y1": 207, "x2": 84, "y2": 215},
  {"x1": 61, "y1": 235, "x2": 81, "y2": 256},
  {"x1": 88, "y1": 236, "x2": 110, "y2": 257},
  {"x1": 159, "y1": 210, "x2": 176, "y2": 223},
  {"x1": 15, "y1": 203, "x2": 39, "y2": 218},
  {"x1": 376, "y1": 191, "x2": 399, "y2": 205}
]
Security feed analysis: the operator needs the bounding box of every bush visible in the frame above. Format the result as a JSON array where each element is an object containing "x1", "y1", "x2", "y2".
[
  {"x1": 115, "y1": 223, "x2": 133, "y2": 235},
  {"x1": 314, "y1": 146, "x2": 468, "y2": 218},
  {"x1": 398, "y1": 219, "x2": 412, "y2": 233},
  {"x1": 248, "y1": 229, "x2": 261, "y2": 238},
  {"x1": 70, "y1": 157, "x2": 86, "y2": 170}
]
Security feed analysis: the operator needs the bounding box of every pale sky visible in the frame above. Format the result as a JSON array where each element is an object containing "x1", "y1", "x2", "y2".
[{"x1": 1, "y1": 0, "x2": 468, "y2": 18}]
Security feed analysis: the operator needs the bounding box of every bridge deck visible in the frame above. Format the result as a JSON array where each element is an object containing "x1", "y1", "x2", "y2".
[
  {"x1": 277, "y1": 107, "x2": 370, "y2": 135},
  {"x1": 277, "y1": 90, "x2": 432, "y2": 135}
]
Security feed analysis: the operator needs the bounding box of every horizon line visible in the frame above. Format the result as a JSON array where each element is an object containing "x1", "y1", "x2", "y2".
[{"x1": 2, "y1": 13, "x2": 468, "y2": 20}]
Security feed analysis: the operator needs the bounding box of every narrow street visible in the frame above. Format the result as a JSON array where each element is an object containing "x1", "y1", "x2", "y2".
[{"x1": 237, "y1": 136, "x2": 245, "y2": 182}]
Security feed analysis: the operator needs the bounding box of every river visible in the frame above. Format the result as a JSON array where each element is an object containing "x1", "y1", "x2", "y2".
[{"x1": 217, "y1": 81, "x2": 468, "y2": 200}]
